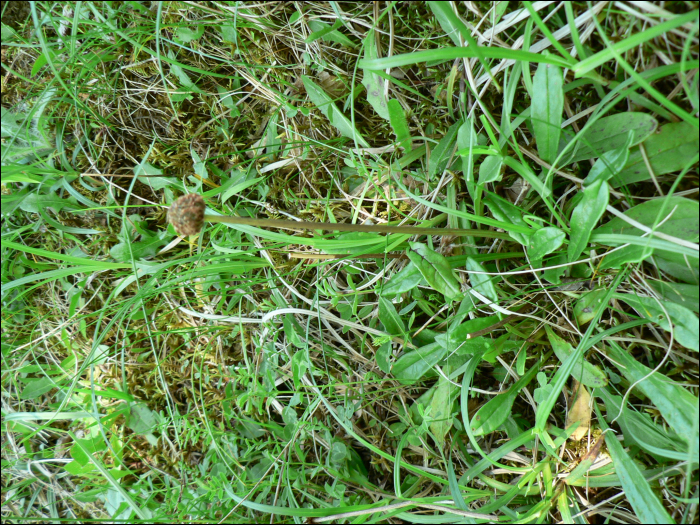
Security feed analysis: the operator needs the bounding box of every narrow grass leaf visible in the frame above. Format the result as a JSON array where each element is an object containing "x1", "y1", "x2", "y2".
[
  {"x1": 387, "y1": 99, "x2": 411, "y2": 150},
  {"x1": 568, "y1": 180, "x2": 608, "y2": 262},
  {"x1": 595, "y1": 405, "x2": 674, "y2": 524},
  {"x1": 358, "y1": 47, "x2": 571, "y2": 71},
  {"x1": 394, "y1": 431, "x2": 410, "y2": 498},
  {"x1": 428, "y1": 120, "x2": 461, "y2": 179},
  {"x1": 531, "y1": 63, "x2": 563, "y2": 163},
  {"x1": 393, "y1": 175, "x2": 531, "y2": 233},
  {"x1": 407, "y1": 242, "x2": 462, "y2": 303},
  {"x1": 502, "y1": 156, "x2": 551, "y2": 198},
  {"x1": 447, "y1": 456, "x2": 470, "y2": 512},
  {"x1": 573, "y1": 10, "x2": 699, "y2": 77},
  {"x1": 457, "y1": 118, "x2": 480, "y2": 199},
  {"x1": 302, "y1": 76, "x2": 370, "y2": 147}
]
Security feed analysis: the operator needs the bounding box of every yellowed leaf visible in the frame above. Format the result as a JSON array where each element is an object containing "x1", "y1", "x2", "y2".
[{"x1": 566, "y1": 380, "x2": 591, "y2": 441}]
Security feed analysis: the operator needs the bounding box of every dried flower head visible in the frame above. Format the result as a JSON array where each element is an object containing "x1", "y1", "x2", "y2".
[{"x1": 168, "y1": 194, "x2": 205, "y2": 236}]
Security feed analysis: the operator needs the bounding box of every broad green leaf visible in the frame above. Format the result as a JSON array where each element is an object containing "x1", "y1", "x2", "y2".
[
  {"x1": 392, "y1": 342, "x2": 447, "y2": 384},
  {"x1": 283, "y1": 314, "x2": 304, "y2": 348},
  {"x1": 387, "y1": 99, "x2": 411, "y2": 150},
  {"x1": 613, "y1": 122, "x2": 699, "y2": 187},
  {"x1": 531, "y1": 63, "x2": 563, "y2": 163},
  {"x1": 597, "y1": 388, "x2": 690, "y2": 462},
  {"x1": 430, "y1": 373, "x2": 458, "y2": 446},
  {"x1": 436, "y1": 317, "x2": 497, "y2": 356},
  {"x1": 568, "y1": 180, "x2": 609, "y2": 262},
  {"x1": 407, "y1": 242, "x2": 462, "y2": 303},
  {"x1": 528, "y1": 227, "x2": 565, "y2": 263},
  {"x1": 110, "y1": 232, "x2": 168, "y2": 262},
  {"x1": 583, "y1": 133, "x2": 632, "y2": 185},
  {"x1": 428, "y1": 120, "x2": 461, "y2": 180},
  {"x1": 19, "y1": 192, "x2": 78, "y2": 214},
  {"x1": 653, "y1": 253, "x2": 699, "y2": 285},
  {"x1": 648, "y1": 281, "x2": 699, "y2": 313},
  {"x1": 594, "y1": 197, "x2": 698, "y2": 240},
  {"x1": 621, "y1": 400, "x2": 694, "y2": 462},
  {"x1": 301, "y1": 76, "x2": 370, "y2": 147},
  {"x1": 168, "y1": 51, "x2": 204, "y2": 94},
  {"x1": 574, "y1": 288, "x2": 607, "y2": 325},
  {"x1": 220, "y1": 24, "x2": 237, "y2": 43},
  {"x1": 483, "y1": 192, "x2": 532, "y2": 246},
  {"x1": 470, "y1": 358, "x2": 540, "y2": 436},
  {"x1": 381, "y1": 261, "x2": 425, "y2": 296},
  {"x1": 543, "y1": 253, "x2": 567, "y2": 285},
  {"x1": 306, "y1": 19, "x2": 357, "y2": 47},
  {"x1": 175, "y1": 25, "x2": 204, "y2": 43},
  {"x1": 378, "y1": 296, "x2": 405, "y2": 337},
  {"x1": 466, "y1": 257, "x2": 499, "y2": 304},
  {"x1": 616, "y1": 294, "x2": 698, "y2": 352},
  {"x1": 564, "y1": 112, "x2": 657, "y2": 164},
  {"x1": 376, "y1": 342, "x2": 392, "y2": 374},
  {"x1": 605, "y1": 340, "x2": 697, "y2": 442},
  {"x1": 128, "y1": 403, "x2": 157, "y2": 435},
  {"x1": 596, "y1": 404, "x2": 674, "y2": 524},
  {"x1": 428, "y1": 1, "x2": 467, "y2": 46},
  {"x1": 361, "y1": 29, "x2": 389, "y2": 120},
  {"x1": 593, "y1": 196, "x2": 699, "y2": 274},
  {"x1": 20, "y1": 377, "x2": 56, "y2": 400},
  {"x1": 546, "y1": 327, "x2": 608, "y2": 388},
  {"x1": 478, "y1": 154, "x2": 503, "y2": 185}
]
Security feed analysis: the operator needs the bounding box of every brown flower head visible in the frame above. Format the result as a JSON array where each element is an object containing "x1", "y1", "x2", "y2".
[{"x1": 168, "y1": 194, "x2": 205, "y2": 236}]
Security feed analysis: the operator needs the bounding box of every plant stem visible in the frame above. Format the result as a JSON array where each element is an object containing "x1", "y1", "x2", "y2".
[{"x1": 203, "y1": 214, "x2": 514, "y2": 240}]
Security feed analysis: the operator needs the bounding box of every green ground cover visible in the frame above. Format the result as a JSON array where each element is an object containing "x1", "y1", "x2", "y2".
[{"x1": 1, "y1": 2, "x2": 698, "y2": 523}]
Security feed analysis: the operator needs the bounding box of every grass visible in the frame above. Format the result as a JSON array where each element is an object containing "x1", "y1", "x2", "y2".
[{"x1": 1, "y1": 1, "x2": 698, "y2": 523}]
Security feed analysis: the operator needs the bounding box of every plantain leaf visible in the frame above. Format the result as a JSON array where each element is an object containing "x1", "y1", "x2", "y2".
[
  {"x1": 407, "y1": 242, "x2": 462, "y2": 302},
  {"x1": 531, "y1": 63, "x2": 563, "y2": 163},
  {"x1": 302, "y1": 76, "x2": 370, "y2": 147},
  {"x1": 568, "y1": 180, "x2": 608, "y2": 262}
]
